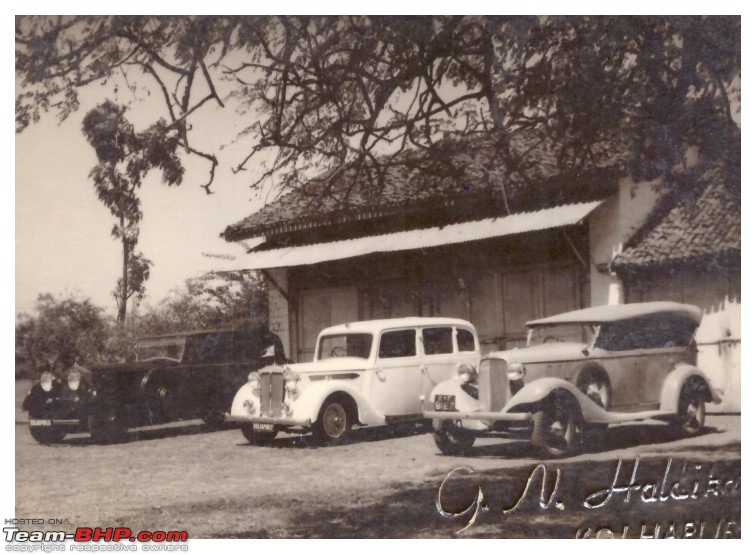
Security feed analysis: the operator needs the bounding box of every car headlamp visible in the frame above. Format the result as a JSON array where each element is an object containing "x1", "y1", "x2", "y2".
[
  {"x1": 457, "y1": 364, "x2": 477, "y2": 384},
  {"x1": 284, "y1": 369, "x2": 300, "y2": 393},
  {"x1": 67, "y1": 369, "x2": 82, "y2": 391},
  {"x1": 40, "y1": 371, "x2": 54, "y2": 392},
  {"x1": 247, "y1": 372, "x2": 261, "y2": 393},
  {"x1": 507, "y1": 363, "x2": 526, "y2": 381}
]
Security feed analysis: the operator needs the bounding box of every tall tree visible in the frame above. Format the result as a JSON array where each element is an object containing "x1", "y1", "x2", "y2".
[
  {"x1": 17, "y1": 16, "x2": 740, "y2": 198},
  {"x1": 82, "y1": 100, "x2": 183, "y2": 322}
]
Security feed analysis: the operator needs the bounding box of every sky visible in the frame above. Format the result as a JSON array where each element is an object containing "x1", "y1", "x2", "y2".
[{"x1": 14, "y1": 43, "x2": 275, "y2": 318}]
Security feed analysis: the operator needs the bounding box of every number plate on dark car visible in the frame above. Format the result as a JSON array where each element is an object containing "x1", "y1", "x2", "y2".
[{"x1": 434, "y1": 395, "x2": 456, "y2": 411}]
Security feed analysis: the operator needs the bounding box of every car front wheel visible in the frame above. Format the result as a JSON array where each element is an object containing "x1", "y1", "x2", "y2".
[
  {"x1": 432, "y1": 420, "x2": 475, "y2": 455},
  {"x1": 240, "y1": 425, "x2": 277, "y2": 446},
  {"x1": 313, "y1": 399, "x2": 351, "y2": 444},
  {"x1": 531, "y1": 403, "x2": 579, "y2": 458},
  {"x1": 28, "y1": 424, "x2": 66, "y2": 444}
]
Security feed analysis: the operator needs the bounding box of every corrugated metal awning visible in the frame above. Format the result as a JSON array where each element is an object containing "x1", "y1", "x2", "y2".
[{"x1": 228, "y1": 200, "x2": 603, "y2": 271}]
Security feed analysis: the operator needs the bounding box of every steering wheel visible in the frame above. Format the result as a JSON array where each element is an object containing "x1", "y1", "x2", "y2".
[
  {"x1": 543, "y1": 335, "x2": 562, "y2": 344},
  {"x1": 330, "y1": 346, "x2": 347, "y2": 357}
]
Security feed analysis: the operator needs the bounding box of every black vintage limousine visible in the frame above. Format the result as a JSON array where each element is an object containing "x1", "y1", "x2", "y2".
[{"x1": 22, "y1": 329, "x2": 286, "y2": 444}]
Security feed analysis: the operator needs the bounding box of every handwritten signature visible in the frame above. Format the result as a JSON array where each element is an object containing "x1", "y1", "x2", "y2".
[{"x1": 436, "y1": 458, "x2": 740, "y2": 534}]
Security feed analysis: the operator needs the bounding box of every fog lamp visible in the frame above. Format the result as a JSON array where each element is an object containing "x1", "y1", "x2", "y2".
[{"x1": 243, "y1": 399, "x2": 256, "y2": 415}]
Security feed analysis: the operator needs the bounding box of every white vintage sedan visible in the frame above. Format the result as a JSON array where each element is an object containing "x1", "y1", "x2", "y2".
[
  {"x1": 424, "y1": 302, "x2": 723, "y2": 457},
  {"x1": 226, "y1": 317, "x2": 480, "y2": 444}
]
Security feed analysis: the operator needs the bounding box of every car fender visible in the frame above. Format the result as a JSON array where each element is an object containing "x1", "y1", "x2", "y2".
[
  {"x1": 229, "y1": 380, "x2": 385, "y2": 426},
  {"x1": 290, "y1": 381, "x2": 384, "y2": 426},
  {"x1": 659, "y1": 364, "x2": 722, "y2": 411},
  {"x1": 428, "y1": 378, "x2": 481, "y2": 413},
  {"x1": 502, "y1": 377, "x2": 611, "y2": 422}
]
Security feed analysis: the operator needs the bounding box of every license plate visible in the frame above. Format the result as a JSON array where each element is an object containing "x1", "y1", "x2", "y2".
[
  {"x1": 253, "y1": 422, "x2": 274, "y2": 431},
  {"x1": 434, "y1": 395, "x2": 456, "y2": 411},
  {"x1": 30, "y1": 419, "x2": 52, "y2": 426}
]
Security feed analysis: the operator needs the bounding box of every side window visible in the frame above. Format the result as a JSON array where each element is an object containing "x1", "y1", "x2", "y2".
[
  {"x1": 378, "y1": 329, "x2": 417, "y2": 358},
  {"x1": 596, "y1": 316, "x2": 697, "y2": 351},
  {"x1": 456, "y1": 328, "x2": 476, "y2": 352},
  {"x1": 422, "y1": 327, "x2": 453, "y2": 355}
]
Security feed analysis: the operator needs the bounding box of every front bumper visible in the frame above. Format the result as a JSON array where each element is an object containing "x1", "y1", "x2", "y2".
[
  {"x1": 224, "y1": 413, "x2": 312, "y2": 428},
  {"x1": 423, "y1": 410, "x2": 533, "y2": 422}
]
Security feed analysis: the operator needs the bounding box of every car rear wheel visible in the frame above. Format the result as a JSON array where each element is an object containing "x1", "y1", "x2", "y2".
[
  {"x1": 313, "y1": 399, "x2": 351, "y2": 444},
  {"x1": 240, "y1": 425, "x2": 277, "y2": 445},
  {"x1": 531, "y1": 403, "x2": 579, "y2": 458},
  {"x1": 28, "y1": 424, "x2": 66, "y2": 444},
  {"x1": 577, "y1": 369, "x2": 611, "y2": 409},
  {"x1": 432, "y1": 420, "x2": 475, "y2": 455},
  {"x1": 673, "y1": 381, "x2": 707, "y2": 436}
]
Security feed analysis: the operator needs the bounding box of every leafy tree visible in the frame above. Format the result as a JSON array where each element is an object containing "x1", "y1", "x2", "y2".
[
  {"x1": 15, "y1": 293, "x2": 111, "y2": 377},
  {"x1": 106, "y1": 272, "x2": 269, "y2": 361},
  {"x1": 81, "y1": 100, "x2": 183, "y2": 322},
  {"x1": 17, "y1": 16, "x2": 739, "y2": 199}
]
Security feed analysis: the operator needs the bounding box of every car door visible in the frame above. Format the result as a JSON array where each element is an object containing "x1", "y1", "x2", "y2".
[{"x1": 369, "y1": 328, "x2": 423, "y2": 417}]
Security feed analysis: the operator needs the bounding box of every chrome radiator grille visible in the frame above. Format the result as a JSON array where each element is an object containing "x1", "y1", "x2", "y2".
[
  {"x1": 259, "y1": 372, "x2": 285, "y2": 417},
  {"x1": 478, "y1": 358, "x2": 510, "y2": 413}
]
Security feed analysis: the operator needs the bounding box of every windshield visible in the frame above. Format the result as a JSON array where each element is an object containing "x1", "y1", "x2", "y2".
[
  {"x1": 136, "y1": 337, "x2": 186, "y2": 362},
  {"x1": 527, "y1": 323, "x2": 596, "y2": 347},
  {"x1": 318, "y1": 333, "x2": 373, "y2": 361}
]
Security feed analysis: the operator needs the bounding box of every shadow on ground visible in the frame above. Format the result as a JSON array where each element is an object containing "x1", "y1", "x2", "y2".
[{"x1": 211, "y1": 452, "x2": 740, "y2": 538}]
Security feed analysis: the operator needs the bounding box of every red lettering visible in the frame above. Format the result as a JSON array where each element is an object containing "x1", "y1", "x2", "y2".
[
  {"x1": 92, "y1": 528, "x2": 113, "y2": 541},
  {"x1": 112, "y1": 528, "x2": 131, "y2": 541},
  {"x1": 74, "y1": 528, "x2": 93, "y2": 542}
]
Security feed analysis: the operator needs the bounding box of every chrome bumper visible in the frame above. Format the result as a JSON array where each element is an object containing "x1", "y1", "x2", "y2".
[
  {"x1": 224, "y1": 413, "x2": 311, "y2": 428},
  {"x1": 423, "y1": 410, "x2": 533, "y2": 422}
]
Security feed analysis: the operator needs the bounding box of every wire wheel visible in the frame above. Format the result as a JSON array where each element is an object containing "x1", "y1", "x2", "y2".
[
  {"x1": 531, "y1": 404, "x2": 578, "y2": 458},
  {"x1": 577, "y1": 369, "x2": 611, "y2": 409},
  {"x1": 432, "y1": 420, "x2": 475, "y2": 455},
  {"x1": 674, "y1": 382, "x2": 707, "y2": 436}
]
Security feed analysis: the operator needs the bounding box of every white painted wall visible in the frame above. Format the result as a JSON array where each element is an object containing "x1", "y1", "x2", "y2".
[{"x1": 588, "y1": 177, "x2": 663, "y2": 306}]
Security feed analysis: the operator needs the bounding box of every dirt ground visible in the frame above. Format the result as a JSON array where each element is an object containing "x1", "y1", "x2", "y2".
[{"x1": 15, "y1": 380, "x2": 741, "y2": 538}]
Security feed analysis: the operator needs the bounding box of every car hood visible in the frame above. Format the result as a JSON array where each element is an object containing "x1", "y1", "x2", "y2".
[
  {"x1": 285, "y1": 358, "x2": 371, "y2": 374},
  {"x1": 485, "y1": 342, "x2": 590, "y2": 365}
]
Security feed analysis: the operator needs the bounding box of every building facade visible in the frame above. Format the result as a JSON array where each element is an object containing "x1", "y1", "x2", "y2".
[{"x1": 222, "y1": 152, "x2": 740, "y2": 412}]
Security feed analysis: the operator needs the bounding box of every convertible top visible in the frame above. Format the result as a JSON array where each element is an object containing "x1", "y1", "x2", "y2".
[{"x1": 527, "y1": 302, "x2": 703, "y2": 327}]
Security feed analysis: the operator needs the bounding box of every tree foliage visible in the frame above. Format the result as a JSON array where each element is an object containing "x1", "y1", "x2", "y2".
[
  {"x1": 16, "y1": 274, "x2": 269, "y2": 375},
  {"x1": 17, "y1": 16, "x2": 740, "y2": 199},
  {"x1": 15, "y1": 294, "x2": 111, "y2": 377},
  {"x1": 82, "y1": 100, "x2": 183, "y2": 321}
]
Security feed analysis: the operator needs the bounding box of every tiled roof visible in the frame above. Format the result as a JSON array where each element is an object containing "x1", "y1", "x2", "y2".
[
  {"x1": 222, "y1": 135, "x2": 622, "y2": 241},
  {"x1": 613, "y1": 164, "x2": 740, "y2": 271}
]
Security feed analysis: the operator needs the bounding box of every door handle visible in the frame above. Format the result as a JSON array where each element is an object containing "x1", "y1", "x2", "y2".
[{"x1": 375, "y1": 370, "x2": 386, "y2": 381}]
